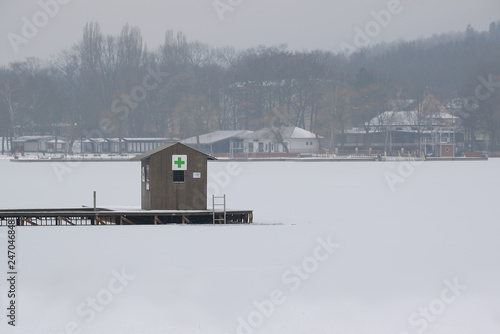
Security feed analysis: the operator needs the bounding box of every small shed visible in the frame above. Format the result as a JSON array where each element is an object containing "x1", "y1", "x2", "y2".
[
  {"x1": 12, "y1": 136, "x2": 56, "y2": 153},
  {"x1": 132, "y1": 142, "x2": 215, "y2": 210}
]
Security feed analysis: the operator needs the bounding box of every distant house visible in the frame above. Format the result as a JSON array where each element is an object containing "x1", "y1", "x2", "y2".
[
  {"x1": 340, "y1": 92, "x2": 464, "y2": 156},
  {"x1": 12, "y1": 136, "x2": 66, "y2": 154},
  {"x1": 181, "y1": 126, "x2": 322, "y2": 158},
  {"x1": 181, "y1": 130, "x2": 254, "y2": 156},
  {"x1": 122, "y1": 138, "x2": 174, "y2": 154},
  {"x1": 241, "y1": 126, "x2": 321, "y2": 155},
  {"x1": 76, "y1": 138, "x2": 175, "y2": 154},
  {"x1": 47, "y1": 139, "x2": 69, "y2": 153},
  {"x1": 79, "y1": 138, "x2": 109, "y2": 154}
]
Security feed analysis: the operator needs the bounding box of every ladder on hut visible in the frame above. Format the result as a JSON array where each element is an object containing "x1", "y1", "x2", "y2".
[{"x1": 212, "y1": 194, "x2": 226, "y2": 224}]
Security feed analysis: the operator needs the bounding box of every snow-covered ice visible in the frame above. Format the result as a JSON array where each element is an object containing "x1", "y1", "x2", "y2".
[{"x1": 0, "y1": 159, "x2": 499, "y2": 333}]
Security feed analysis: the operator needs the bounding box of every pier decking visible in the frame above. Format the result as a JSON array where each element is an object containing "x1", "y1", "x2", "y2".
[{"x1": 0, "y1": 207, "x2": 253, "y2": 226}]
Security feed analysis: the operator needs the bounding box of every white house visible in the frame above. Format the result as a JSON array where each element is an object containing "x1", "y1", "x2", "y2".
[{"x1": 241, "y1": 126, "x2": 321, "y2": 154}]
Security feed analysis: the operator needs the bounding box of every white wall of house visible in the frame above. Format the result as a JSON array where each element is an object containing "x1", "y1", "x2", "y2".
[
  {"x1": 22, "y1": 139, "x2": 50, "y2": 152},
  {"x1": 288, "y1": 138, "x2": 319, "y2": 154},
  {"x1": 240, "y1": 127, "x2": 321, "y2": 154},
  {"x1": 244, "y1": 140, "x2": 283, "y2": 153},
  {"x1": 243, "y1": 138, "x2": 319, "y2": 154},
  {"x1": 24, "y1": 141, "x2": 40, "y2": 152}
]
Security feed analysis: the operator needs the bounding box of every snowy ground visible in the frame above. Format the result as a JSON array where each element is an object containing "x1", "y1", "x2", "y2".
[{"x1": 0, "y1": 159, "x2": 499, "y2": 334}]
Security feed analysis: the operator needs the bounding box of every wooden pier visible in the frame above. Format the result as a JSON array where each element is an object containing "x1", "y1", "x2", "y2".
[
  {"x1": 1, "y1": 143, "x2": 254, "y2": 227},
  {"x1": 0, "y1": 208, "x2": 253, "y2": 226}
]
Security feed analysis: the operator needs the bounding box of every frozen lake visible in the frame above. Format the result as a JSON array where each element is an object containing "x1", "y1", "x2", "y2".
[{"x1": 0, "y1": 159, "x2": 499, "y2": 333}]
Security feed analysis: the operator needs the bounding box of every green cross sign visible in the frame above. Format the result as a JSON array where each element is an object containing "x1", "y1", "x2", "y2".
[
  {"x1": 172, "y1": 155, "x2": 187, "y2": 170},
  {"x1": 174, "y1": 157, "x2": 185, "y2": 168}
]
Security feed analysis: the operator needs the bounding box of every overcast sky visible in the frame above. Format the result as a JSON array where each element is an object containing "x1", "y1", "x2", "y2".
[{"x1": 1, "y1": 0, "x2": 499, "y2": 65}]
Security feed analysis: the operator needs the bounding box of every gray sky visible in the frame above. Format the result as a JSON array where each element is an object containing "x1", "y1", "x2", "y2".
[{"x1": 1, "y1": 0, "x2": 499, "y2": 65}]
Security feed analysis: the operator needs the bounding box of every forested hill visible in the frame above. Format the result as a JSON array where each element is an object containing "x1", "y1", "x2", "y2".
[
  {"x1": 1, "y1": 21, "x2": 499, "y2": 149},
  {"x1": 348, "y1": 23, "x2": 500, "y2": 100}
]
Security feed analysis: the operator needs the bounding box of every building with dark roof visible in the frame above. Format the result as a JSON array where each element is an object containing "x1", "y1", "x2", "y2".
[{"x1": 181, "y1": 130, "x2": 253, "y2": 156}]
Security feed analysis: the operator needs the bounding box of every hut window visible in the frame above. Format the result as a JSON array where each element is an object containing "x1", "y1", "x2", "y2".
[
  {"x1": 145, "y1": 165, "x2": 150, "y2": 190},
  {"x1": 173, "y1": 171, "x2": 184, "y2": 183}
]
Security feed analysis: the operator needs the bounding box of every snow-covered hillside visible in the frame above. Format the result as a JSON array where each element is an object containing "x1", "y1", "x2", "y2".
[{"x1": 0, "y1": 159, "x2": 499, "y2": 334}]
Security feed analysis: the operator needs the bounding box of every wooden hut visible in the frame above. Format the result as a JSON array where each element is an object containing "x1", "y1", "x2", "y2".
[{"x1": 132, "y1": 142, "x2": 215, "y2": 210}]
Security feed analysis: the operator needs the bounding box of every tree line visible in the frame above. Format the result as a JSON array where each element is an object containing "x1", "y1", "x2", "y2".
[{"x1": 0, "y1": 21, "x2": 499, "y2": 153}]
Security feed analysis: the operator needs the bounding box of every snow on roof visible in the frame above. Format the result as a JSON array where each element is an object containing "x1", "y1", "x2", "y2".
[
  {"x1": 241, "y1": 126, "x2": 320, "y2": 140},
  {"x1": 182, "y1": 130, "x2": 254, "y2": 145},
  {"x1": 131, "y1": 142, "x2": 216, "y2": 161},
  {"x1": 79, "y1": 138, "x2": 176, "y2": 143},
  {"x1": 13, "y1": 136, "x2": 55, "y2": 142},
  {"x1": 367, "y1": 111, "x2": 456, "y2": 127},
  {"x1": 289, "y1": 127, "x2": 318, "y2": 139},
  {"x1": 88, "y1": 138, "x2": 108, "y2": 143},
  {"x1": 368, "y1": 111, "x2": 419, "y2": 126},
  {"x1": 122, "y1": 138, "x2": 176, "y2": 142}
]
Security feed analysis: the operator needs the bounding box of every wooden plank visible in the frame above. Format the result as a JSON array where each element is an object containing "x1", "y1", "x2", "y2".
[
  {"x1": 100, "y1": 216, "x2": 115, "y2": 224},
  {"x1": 95, "y1": 217, "x2": 106, "y2": 225},
  {"x1": 0, "y1": 209, "x2": 253, "y2": 225},
  {"x1": 22, "y1": 218, "x2": 38, "y2": 226},
  {"x1": 61, "y1": 217, "x2": 75, "y2": 225},
  {"x1": 121, "y1": 217, "x2": 136, "y2": 225}
]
